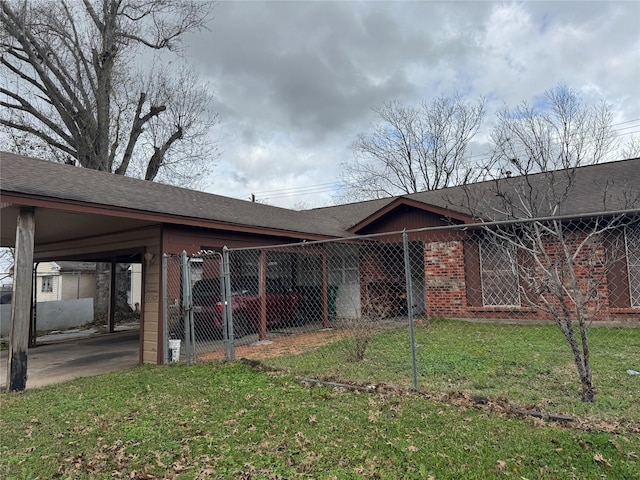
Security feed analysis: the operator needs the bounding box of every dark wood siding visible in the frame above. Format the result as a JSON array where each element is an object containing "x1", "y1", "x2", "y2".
[
  {"x1": 162, "y1": 225, "x2": 308, "y2": 255},
  {"x1": 358, "y1": 206, "x2": 455, "y2": 235},
  {"x1": 607, "y1": 230, "x2": 632, "y2": 308}
]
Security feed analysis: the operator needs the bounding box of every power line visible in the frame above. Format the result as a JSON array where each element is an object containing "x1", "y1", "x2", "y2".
[
  {"x1": 240, "y1": 120, "x2": 640, "y2": 203},
  {"x1": 249, "y1": 181, "x2": 342, "y2": 195}
]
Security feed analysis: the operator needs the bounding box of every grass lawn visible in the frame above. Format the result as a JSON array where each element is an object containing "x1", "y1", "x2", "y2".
[
  {"x1": 267, "y1": 319, "x2": 640, "y2": 425},
  {"x1": 1, "y1": 361, "x2": 639, "y2": 479}
]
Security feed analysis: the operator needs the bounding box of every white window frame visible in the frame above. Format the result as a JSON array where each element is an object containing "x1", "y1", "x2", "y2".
[
  {"x1": 41, "y1": 275, "x2": 53, "y2": 293},
  {"x1": 329, "y1": 255, "x2": 359, "y2": 286},
  {"x1": 479, "y1": 236, "x2": 521, "y2": 307}
]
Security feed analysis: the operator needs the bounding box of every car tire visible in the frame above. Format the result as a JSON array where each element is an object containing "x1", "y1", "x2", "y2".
[
  {"x1": 233, "y1": 312, "x2": 253, "y2": 338},
  {"x1": 293, "y1": 305, "x2": 306, "y2": 326}
]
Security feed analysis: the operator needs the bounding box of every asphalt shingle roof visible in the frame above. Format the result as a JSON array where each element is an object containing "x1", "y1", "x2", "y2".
[
  {"x1": 2, "y1": 152, "x2": 638, "y2": 237},
  {"x1": 54, "y1": 261, "x2": 96, "y2": 271},
  {"x1": 313, "y1": 158, "x2": 640, "y2": 229},
  {"x1": 0, "y1": 152, "x2": 349, "y2": 238}
]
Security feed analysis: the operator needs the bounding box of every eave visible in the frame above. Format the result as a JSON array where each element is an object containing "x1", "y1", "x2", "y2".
[{"x1": 0, "y1": 191, "x2": 337, "y2": 243}]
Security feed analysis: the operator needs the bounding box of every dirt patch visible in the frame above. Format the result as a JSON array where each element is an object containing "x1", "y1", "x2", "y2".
[{"x1": 200, "y1": 328, "x2": 348, "y2": 362}]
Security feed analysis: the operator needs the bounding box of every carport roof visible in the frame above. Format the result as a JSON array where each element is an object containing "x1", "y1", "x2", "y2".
[{"x1": 0, "y1": 152, "x2": 350, "y2": 240}]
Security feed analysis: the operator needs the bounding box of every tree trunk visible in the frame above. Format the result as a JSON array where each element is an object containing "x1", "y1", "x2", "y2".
[
  {"x1": 581, "y1": 377, "x2": 595, "y2": 402},
  {"x1": 114, "y1": 263, "x2": 134, "y2": 321},
  {"x1": 93, "y1": 262, "x2": 111, "y2": 325},
  {"x1": 562, "y1": 318, "x2": 595, "y2": 403}
]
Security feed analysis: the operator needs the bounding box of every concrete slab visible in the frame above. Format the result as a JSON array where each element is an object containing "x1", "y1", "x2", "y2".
[{"x1": 0, "y1": 328, "x2": 140, "y2": 390}]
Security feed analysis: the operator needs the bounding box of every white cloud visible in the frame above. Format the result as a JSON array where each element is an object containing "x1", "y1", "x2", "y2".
[{"x1": 184, "y1": 1, "x2": 640, "y2": 208}]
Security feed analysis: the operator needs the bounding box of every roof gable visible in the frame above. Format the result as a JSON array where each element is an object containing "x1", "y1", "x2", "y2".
[{"x1": 349, "y1": 197, "x2": 472, "y2": 234}]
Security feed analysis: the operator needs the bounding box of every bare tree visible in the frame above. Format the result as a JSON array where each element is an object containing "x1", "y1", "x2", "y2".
[
  {"x1": 0, "y1": 0, "x2": 218, "y2": 185},
  {"x1": 620, "y1": 136, "x2": 640, "y2": 160},
  {"x1": 489, "y1": 84, "x2": 616, "y2": 178},
  {"x1": 339, "y1": 93, "x2": 485, "y2": 201},
  {"x1": 462, "y1": 85, "x2": 639, "y2": 402},
  {"x1": 1, "y1": 0, "x2": 218, "y2": 321}
]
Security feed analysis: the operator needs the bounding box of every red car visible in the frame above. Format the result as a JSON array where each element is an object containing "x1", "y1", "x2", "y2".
[{"x1": 192, "y1": 277, "x2": 304, "y2": 337}]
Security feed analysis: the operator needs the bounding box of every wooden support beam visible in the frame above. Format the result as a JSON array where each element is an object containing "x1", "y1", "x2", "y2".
[
  {"x1": 7, "y1": 208, "x2": 35, "y2": 392},
  {"x1": 258, "y1": 250, "x2": 267, "y2": 341}
]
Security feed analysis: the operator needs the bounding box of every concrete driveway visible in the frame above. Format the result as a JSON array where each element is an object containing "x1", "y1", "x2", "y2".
[{"x1": 0, "y1": 328, "x2": 140, "y2": 390}]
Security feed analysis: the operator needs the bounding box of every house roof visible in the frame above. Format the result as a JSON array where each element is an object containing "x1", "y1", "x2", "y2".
[
  {"x1": 408, "y1": 158, "x2": 640, "y2": 220},
  {"x1": 313, "y1": 157, "x2": 640, "y2": 230},
  {"x1": 2, "y1": 152, "x2": 638, "y2": 242},
  {"x1": 54, "y1": 261, "x2": 96, "y2": 272},
  {"x1": 0, "y1": 152, "x2": 349, "y2": 239}
]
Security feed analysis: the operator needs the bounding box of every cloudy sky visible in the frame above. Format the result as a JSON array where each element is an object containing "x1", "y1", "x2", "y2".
[{"x1": 182, "y1": 1, "x2": 640, "y2": 209}]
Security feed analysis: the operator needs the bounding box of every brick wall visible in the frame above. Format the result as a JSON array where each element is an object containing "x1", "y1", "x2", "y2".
[
  {"x1": 424, "y1": 240, "x2": 467, "y2": 318},
  {"x1": 420, "y1": 231, "x2": 638, "y2": 323}
]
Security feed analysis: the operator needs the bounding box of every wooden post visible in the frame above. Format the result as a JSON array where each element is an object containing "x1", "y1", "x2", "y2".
[
  {"x1": 258, "y1": 250, "x2": 267, "y2": 341},
  {"x1": 7, "y1": 207, "x2": 35, "y2": 392}
]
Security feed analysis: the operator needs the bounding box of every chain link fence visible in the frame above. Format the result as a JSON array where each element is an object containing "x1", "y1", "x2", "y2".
[{"x1": 163, "y1": 215, "x2": 640, "y2": 416}]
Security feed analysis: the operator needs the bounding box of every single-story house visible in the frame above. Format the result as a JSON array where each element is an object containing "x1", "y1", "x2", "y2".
[
  {"x1": 1, "y1": 152, "x2": 638, "y2": 369},
  {"x1": 34, "y1": 261, "x2": 96, "y2": 302},
  {"x1": 312, "y1": 159, "x2": 640, "y2": 323},
  {"x1": 33, "y1": 261, "x2": 142, "y2": 310}
]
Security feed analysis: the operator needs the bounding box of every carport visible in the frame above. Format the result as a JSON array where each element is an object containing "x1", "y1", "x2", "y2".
[
  {"x1": 1, "y1": 154, "x2": 164, "y2": 390},
  {"x1": 1, "y1": 152, "x2": 346, "y2": 390},
  {"x1": 0, "y1": 328, "x2": 140, "y2": 389}
]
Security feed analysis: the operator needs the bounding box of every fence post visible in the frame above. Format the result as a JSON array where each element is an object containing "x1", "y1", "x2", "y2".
[
  {"x1": 162, "y1": 254, "x2": 169, "y2": 364},
  {"x1": 222, "y1": 246, "x2": 234, "y2": 361},
  {"x1": 181, "y1": 251, "x2": 196, "y2": 365},
  {"x1": 29, "y1": 263, "x2": 37, "y2": 349},
  {"x1": 403, "y1": 230, "x2": 418, "y2": 390},
  {"x1": 219, "y1": 253, "x2": 228, "y2": 361}
]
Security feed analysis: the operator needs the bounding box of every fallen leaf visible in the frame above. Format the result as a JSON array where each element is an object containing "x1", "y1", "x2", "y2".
[
  {"x1": 593, "y1": 453, "x2": 611, "y2": 467},
  {"x1": 608, "y1": 438, "x2": 622, "y2": 453}
]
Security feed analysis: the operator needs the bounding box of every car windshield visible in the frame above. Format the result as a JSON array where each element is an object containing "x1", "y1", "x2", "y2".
[
  {"x1": 192, "y1": 279, "x2": 221, "y2": 302},
  {"x1": 192, "y1": 276, "x2": 290, "y2": 299}
]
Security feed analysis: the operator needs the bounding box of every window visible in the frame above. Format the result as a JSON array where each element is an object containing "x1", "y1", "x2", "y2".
[
  {"x1": 41, "y1": 275, "x2": 53, "y2": 293},
  {"x1": 479, "y1": 236, "x2": 520, "y2": 307},
  {"x1": 329, "y1": 255, "x2": 359, "y2": 285},
  {"x1": 626, "y1": 227, "x2": 640, "y2": 308}
]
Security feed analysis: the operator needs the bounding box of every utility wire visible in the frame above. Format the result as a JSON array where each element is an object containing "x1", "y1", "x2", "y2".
[{"x1": 240, "y1": 121, "x2": 640, "y2": 202}]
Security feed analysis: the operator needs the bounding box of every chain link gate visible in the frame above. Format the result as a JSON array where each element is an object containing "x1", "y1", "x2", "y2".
[{"x1": 163, "y1": 250, "x2": 235, "y2": 364}]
